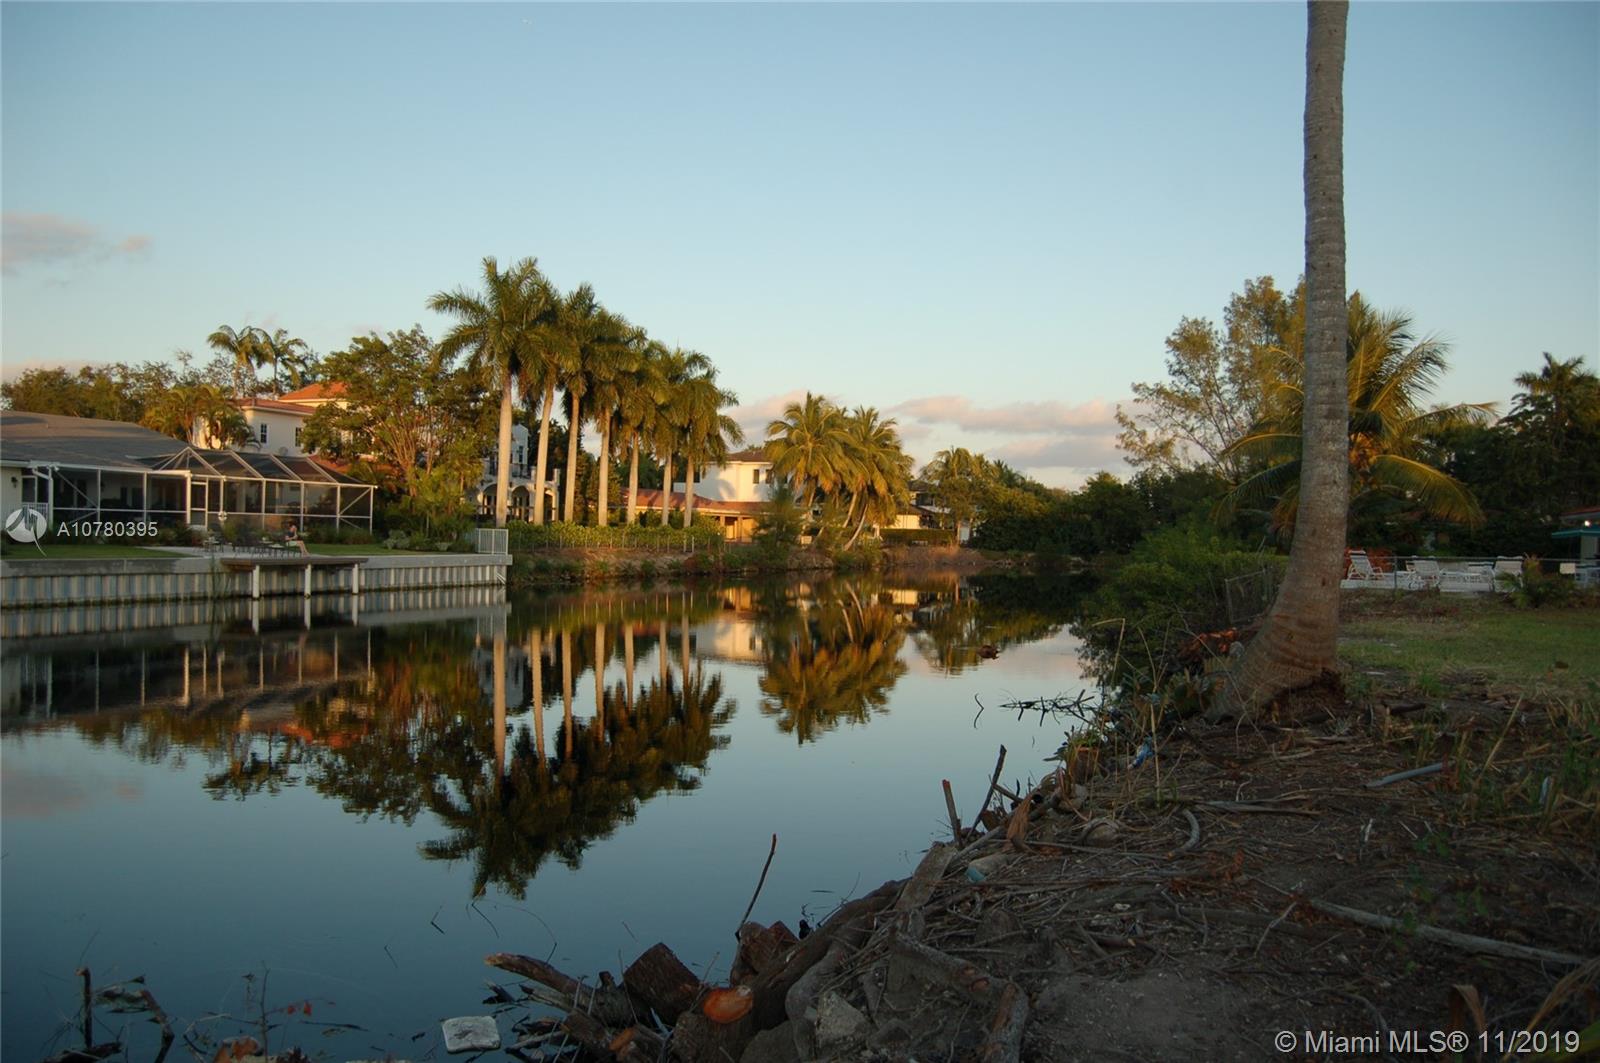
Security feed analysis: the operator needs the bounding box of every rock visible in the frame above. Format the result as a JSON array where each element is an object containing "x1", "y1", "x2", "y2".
[
  {"x1": 966, "y1": 853, "x2": 1012, "y2": 883},
  {"x1": 441, "y1": 1016, "x2": 500, "y2": 1054},
  {"x1": 740, "y1": 1021, "x2": 802, "y2": 1063},
  {"x1": 814, "y1": 991, "x2": 871, "y2": 1050}
]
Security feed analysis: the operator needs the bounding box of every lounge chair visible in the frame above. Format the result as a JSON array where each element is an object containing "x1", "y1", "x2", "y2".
[
  {"x1": 1406, "y1": 558, "x2": 1443, "y2": 588},
  {"x1": 1439, "y1": 562, "x2": 1494, "y2": 593}
]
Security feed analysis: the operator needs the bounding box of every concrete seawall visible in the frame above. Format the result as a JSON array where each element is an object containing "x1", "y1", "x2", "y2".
[{"x1": 0, "y1": 552, "x2": 511, "y2": 610}]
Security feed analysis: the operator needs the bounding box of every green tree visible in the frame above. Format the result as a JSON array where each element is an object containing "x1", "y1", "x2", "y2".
[
  {"x1": 142, "y1": 381, "x2": 248, "y2": 446},
  {"x1": 1219, "y1": 296, "x2": 1491, "y2": 534},
  {"x1": 922, "y1": 447, "x2": 993, "y2": 543},
  {"x1": 207, "y1": 324, "x2": 267, "y2": 397},
  {"x1": 300, "y1": 327, "x2": 491, "y2": 503},
  {"x1": 764, "y1": 393, "x2": 856, "y2": 512},
  {"x1": 679, "y1": 364, "x2": 744, "y2": 528},
  {"x1": 1117, "y1": 276, "x2": 1294, "y2": 478}
]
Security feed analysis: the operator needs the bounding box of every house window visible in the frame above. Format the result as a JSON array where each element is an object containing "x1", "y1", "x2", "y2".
[
  {"x1": 259, "y1": 423, "x2": 269, "y2": 444},
  {"x1": 752, "y1": 468, "x2": 760, "y2": 485},
  {"x1": 294, "y1": 426, "x2": 303, "y2": 448}
]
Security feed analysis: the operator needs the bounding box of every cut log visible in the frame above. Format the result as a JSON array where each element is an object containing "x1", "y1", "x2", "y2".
[
  {"x1": 732, "y1": 921, "x2": 800, "y2": 985},
  {"x1": 624, "y1": 942, "x2": 704, "y2": 1026},
  {"x1": 672, "y1": 1011, "x2": 758, "y2": 1062}
]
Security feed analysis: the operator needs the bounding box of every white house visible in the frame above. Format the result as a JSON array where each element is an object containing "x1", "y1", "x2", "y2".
[{"x1": 667, "y1": 448, "x2": 777, "y2": 541}]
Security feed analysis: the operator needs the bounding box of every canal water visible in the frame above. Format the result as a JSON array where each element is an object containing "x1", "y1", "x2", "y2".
[{"x1": 1, "y1": 571, "x2": 1092, "y2": 1060}]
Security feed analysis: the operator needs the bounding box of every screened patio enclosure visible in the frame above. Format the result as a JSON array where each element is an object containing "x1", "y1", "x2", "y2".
[{"x1": 0, "y1": 411, "x2": 374, "y2": 532}]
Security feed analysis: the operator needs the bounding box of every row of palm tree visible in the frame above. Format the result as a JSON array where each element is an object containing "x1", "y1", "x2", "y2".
[
  {"x1": 763, "y1": 393, "x2": 915, "y2": 546},
  {"x1": 206, "y1": 324, "x2": 315, "y2": 397},
  {"x1": 428, "y1": 257, "x2": 745, "y2": 529}
]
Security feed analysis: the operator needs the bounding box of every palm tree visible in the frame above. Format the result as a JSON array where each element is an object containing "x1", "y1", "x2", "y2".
[
  {"x1": 207, "y1": 324, "x2": 265, "y2": 397},
  {"x1": 256, "y1": 329, "x2": 313, "y2": 396},
  {"x1": 764, "y1": 393, "x2": 855, "y2": 511},
  {"x1": 652, "y1": 348, "x2": 710, "y2": 526},
  {"x1": 1218, "y1": 296, "x2": 1491, "y2": 530},
  {"x1": 679, "y1": 367, "x2": 744, "y2": 529},
  {"x1": 922, "y1": 447, "x2": 992, "y2": 542},
  {"x1": 618, "y1": 341, "x2": 667, "y2": 524},
  {"x1": 429, "y1": 257, "x2": 552, "y2": 528},
  {"x1": 840, "y1": 407, "x2": 913, "y2": 548},
  {"x1": 142, "y1": 382, "x2": 247, "y2": 445},
  {"x1": 1220, "y1": 0, "x2": 1349, "y2": 718},
  {"x1": 516, "y1": 286, "x2": 577, "y2": 526},
  {"x1": 581, "y1": 315, "x2": 644, "y2": 527}
]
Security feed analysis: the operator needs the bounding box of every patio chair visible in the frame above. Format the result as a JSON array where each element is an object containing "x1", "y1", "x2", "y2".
[
  {"x1": 1439, "y1": 562, "x2": 1494, "y2": 593},
  {"x1": 1406, "y1": 558, "x2": 1443, "y2": 588}
]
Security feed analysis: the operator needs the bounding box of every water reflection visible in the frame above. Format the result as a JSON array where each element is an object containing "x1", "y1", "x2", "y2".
[{"x1": 2, "y1": 573, "x2": 1086, "y2": 898}]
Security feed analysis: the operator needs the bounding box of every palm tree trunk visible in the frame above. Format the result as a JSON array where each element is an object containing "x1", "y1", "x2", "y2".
[
  {"x1": 597, "y1": 414, "x2": 612, "y2": 527},
  {"x1": 684, "y1": 458, "x2": 696, "y2": 528},
  {"x1": 661, "y1": 454, "x2": 673, "y2": 525},
  {"x1": 627, "y1": 435, "x2": 641, "y2": 525},
  {"x1": 494, "y1": 376, "x2": 514, "y2": 527},
  {"x1": 533, "y1": 380, "x2": 555, "y2": 525},
  {"x1": 843, "y1": 507, "x2": 871, "y2": 550},
  {"x1": 564, "y1": 391, "x2": 582, "y2": 523},
  {"x1": 658, "y1": 618, "x2": 669, "y2": 686},
  {"x1": 1219, "y1": 0, "x2": 1349, "y2": 718}
]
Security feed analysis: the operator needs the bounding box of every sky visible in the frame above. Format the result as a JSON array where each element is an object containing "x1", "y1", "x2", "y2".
[{"x1": 2, "y1": 2, "x2": 1596, "y2": 488}]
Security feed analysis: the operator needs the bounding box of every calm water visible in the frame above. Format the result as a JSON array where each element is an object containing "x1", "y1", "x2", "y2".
[{"x1": 1, "y1": 572, "x2": 1090, "y2": 1060}]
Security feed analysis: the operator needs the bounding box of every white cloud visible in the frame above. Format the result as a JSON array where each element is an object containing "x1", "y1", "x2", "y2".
[
  {"x1": 889, "y1": 395, "x2": 1118, "y2": 434},
  {"x1": 1, "y1": 212, "x2": 152, "y2": 274}
]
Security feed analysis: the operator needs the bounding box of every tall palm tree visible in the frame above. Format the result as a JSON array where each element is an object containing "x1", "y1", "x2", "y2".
[
  {"x1": 922, "y1": 446, "x2": 992, "y2": 542},
  {"x1": 618, "y1": 340, "x2": 667, "y2": 524},
  {"x1": 764, "y1": 393, "x2": 855, "y2": 511},
  {"x1": 517, "y1": 284, "x2": 577, "y2": 526},
  {"x1": 582, "y1": 316, "x2": 644, "y2": 527},
  {"x1": 555, "y1": 284, "x2": 623, "y2": 524},
  {"x1": 429, "y1": 257, "x2": 551, "y2": 528},
  {"x1": 652, "y1": 348, "x2": 710, "y2": 526},
  {"x1": 1220, "y1": 0, "x2": 1349, "y2": 718},
  {"x1": 679, "y1": 367, "x2": 744, "y2": 528},
  {"x1": 207, "y1": 324, "x2": 265, "y2": 397},
  {"x1": 1218, "y1": 297, "x2": 1491, "y2": 530}
]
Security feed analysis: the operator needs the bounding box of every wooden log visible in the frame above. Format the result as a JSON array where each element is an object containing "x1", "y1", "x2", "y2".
[
  {"x1": 983, "y1": 981, "x2": 1030, "y2": 1063},
  {"x1": 623, "y1": 942, "x2": 704, "y2": 1026},
  {"x1": 942, "y1": 779, "x2": 963, "y2": 842},
  {"x1": 607, "y1": 1023, "x2": 668, "y2": 1061},
  {"x1": 732, "y1": 921, "x2": 800, "y2": 985},
  {"x1": 670, "y1": 1011, "x2": 757, "y2": 1062}
]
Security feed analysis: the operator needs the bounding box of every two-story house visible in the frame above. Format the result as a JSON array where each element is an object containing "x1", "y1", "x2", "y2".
[{"x1": 665, "y1": 448, "x2": 776, "y2": 541}]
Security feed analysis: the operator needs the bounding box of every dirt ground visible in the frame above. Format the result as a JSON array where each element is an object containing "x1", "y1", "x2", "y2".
[{"x1": 797, "y1": 684, "x2": 1599, "y2": 1063}]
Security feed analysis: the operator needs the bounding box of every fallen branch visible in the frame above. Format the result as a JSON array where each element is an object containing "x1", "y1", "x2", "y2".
[
  {"x1": 976, "y1": 745, "x2": 1008, "y2": 824},
  {"x1": 887, "y1": 934, "x2": 1027, "y2": 1063},
  {"x1": 1308, "y1": 899, "x2": 1591, "y2": 967},
  {"x1": 1363, "y1": 762, "x2": 1444, "y2": 789}
]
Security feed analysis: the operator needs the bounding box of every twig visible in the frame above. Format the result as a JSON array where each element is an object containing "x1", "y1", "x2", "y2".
[
  {"x1": 976, "y1": 745, "x2": 1007, "y2": 824},
  {"x1": 736, "y1": 833, "x2": 779, "y2": 936},
  {"x1": 942, "y1": 780, "x2": 963, "y2": 843},
  {"x1": 1363, "y1": 762, "x2": 1444, "y2": 789},
  {"x1": 1169, "y1": 810, "x2": 1201, "y2": 858},
  {"x1": 1308, "y1": 899, "x2": 1591, "y2": 966},
  {"x1": 1252, "y1": 903, "x2": 1297, "y2": 957}
]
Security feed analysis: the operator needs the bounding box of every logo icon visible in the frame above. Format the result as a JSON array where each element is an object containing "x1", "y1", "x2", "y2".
[{"x1": 4, "y1": 506, "x2": 48, "y2": 544}]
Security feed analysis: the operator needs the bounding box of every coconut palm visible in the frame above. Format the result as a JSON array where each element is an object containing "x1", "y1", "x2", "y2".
[
  {"x1": 679, "y1": 367, "x2": 744, "y2": 528},
  {"x1": 1221, "y1": 0, "x2": 1349, "y2": 717},
  {"x1": 255, "y1": 329, "x2": 314, "y2": 395},
  {"x1": 206, "y1": 324, "x2": 265, "y2": 397},
  {"x1": 1219, "y1": 296, "x2": 1491, "y2": 531},
  {"x1": 429, "y1": 257, "x2": 553, "y2": 528},
  {"x1": 764, "y1": 393, "x2": 855, "y2": 511},
  {"x1": 142, "y1": 382, "x2": 248, "y2": 446},
  {"x1": 922, "y1": 447, "x2": 992, "y2": 542},
  {"x1": 840, "y1": 406, "x2": 913, "y2": 548}
]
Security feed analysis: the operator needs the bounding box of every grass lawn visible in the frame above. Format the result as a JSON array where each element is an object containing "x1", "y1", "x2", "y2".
[
  {"x1": 1339, "y1": 595, "x2": 1600, "y2": 703},
  {"x1": 0, "y1": 542, "x2": 175, "y2": 560}
]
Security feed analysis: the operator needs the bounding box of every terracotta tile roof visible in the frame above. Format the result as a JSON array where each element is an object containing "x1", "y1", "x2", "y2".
[
  {"x1": 236, "y1": 397, "x2": 315, "y2": 416},
  {"x1": 278, "y1": 381, "x2": 347, "y2": 402},
  {"x1": 721, "y1": 447, "x2": 770, "y2": 464},
  {"x1": 631, "y1": 489, "x2": 766, "y2": 515}
]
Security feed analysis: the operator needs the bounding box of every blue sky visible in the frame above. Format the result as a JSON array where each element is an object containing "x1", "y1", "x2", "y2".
[{"x1": 3, "y1": 2, "x2": 1595, "y2": 486}]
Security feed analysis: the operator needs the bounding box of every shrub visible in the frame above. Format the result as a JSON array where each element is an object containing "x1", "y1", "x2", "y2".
[
  {"x1": 881, "y1": 527, "x2": 952, "y2": 546},
  {"x1": 1078, "y1": 522, "x2": 1284, "y2": 690},
  {"x1": 506, "y1": 521, "x2": 722, "y2": 552}
]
